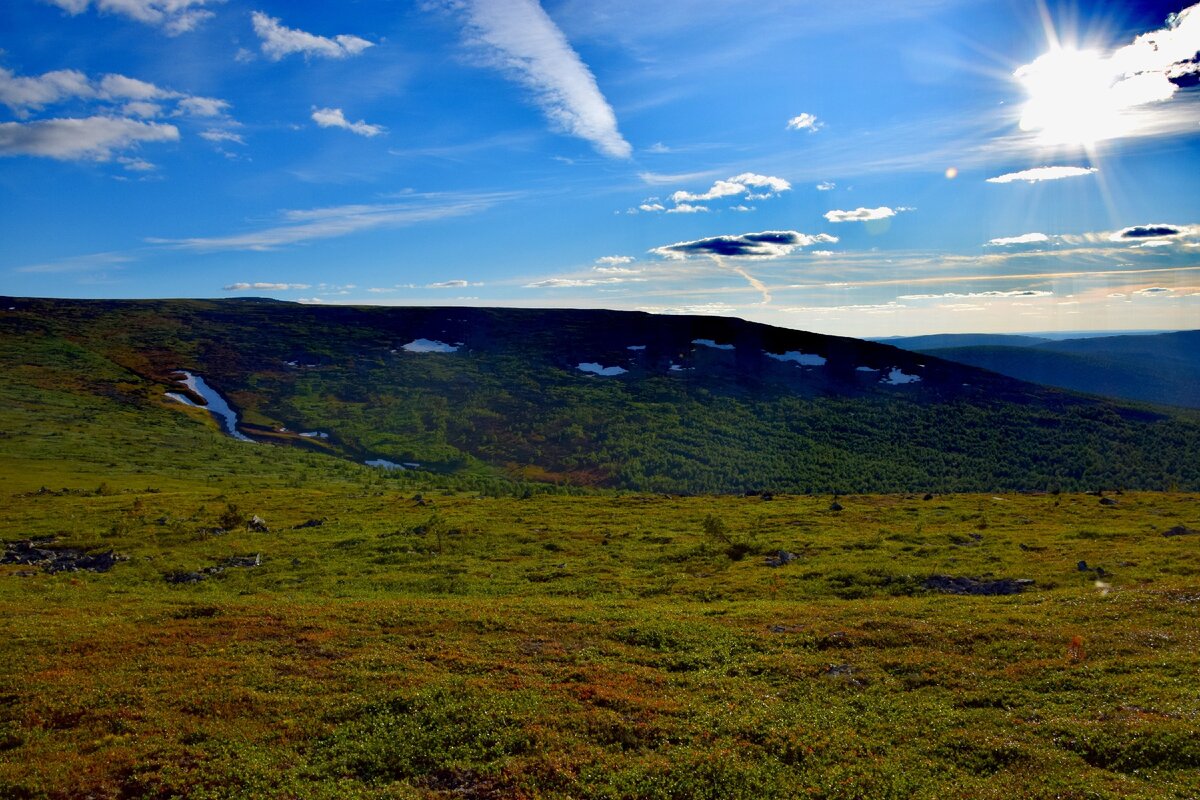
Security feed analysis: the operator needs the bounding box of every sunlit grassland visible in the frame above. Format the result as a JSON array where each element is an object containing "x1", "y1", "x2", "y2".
[{"x1": 1, "y1": 477, "x2": 1197, "y2": 799}]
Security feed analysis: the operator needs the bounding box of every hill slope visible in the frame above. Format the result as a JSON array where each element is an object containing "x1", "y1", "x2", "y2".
[
  {"x1": 2, "y1": 297, "x2": 1198, "y2": 493},
  {"x1": 906, "y1": 331, "x2": 1200, "y2": 409}
]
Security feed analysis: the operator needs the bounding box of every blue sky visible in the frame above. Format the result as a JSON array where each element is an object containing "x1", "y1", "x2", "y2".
[{"x1": 1, "y1": 0, "x2": 1198, "y2": 336}]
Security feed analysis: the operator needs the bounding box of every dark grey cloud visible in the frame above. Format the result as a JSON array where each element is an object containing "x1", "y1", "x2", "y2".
[
  {"x1": 651, "y1": 230, "x2": 836, "y2": 259},
  {"x1": 1118, "y1": 224, "x2": 1182, "y2": 239}
]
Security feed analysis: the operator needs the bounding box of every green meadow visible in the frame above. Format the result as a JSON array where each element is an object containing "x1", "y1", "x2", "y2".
[{"x1": 2, "y1": 464, "x2": 1198, "y2": 798}]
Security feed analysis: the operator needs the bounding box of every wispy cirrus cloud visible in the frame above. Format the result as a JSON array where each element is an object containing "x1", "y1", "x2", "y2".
[
  {"x1": 824, "y1": 206, "x2": 911, "y2": 223},
  {"x1": 898, "y1": 290, "x2": 1053, "y2": 300},
  {"x1": 440, "y1": 0, "x2": 631, "y2": 158},
  {"x1": 42, "y1": 0, "x2": 219, "y2": 35},
  {"x1": 311, "y1": 107, "x2": 385, "y2": 137},
  {"x1": 223, "y1": 282, "x2": 310, "y2": 291},
  {"x1": 524, "y1": 276, "x2": 645, "y2": 288},
  {"x1": 150, "y1": 193, "x2": 508, "y2": 251},
  {"x1": 986, "y1": 166, "x2": 1097, "y2": 184},
  {"x1": 251, "y1": 11, "x2": 374, "y2": 61}
]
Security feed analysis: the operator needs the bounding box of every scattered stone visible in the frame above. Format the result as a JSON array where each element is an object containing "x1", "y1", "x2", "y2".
[
  {"x1": 1099, "y1": 497, "x2": 1118, "y2": 507},
  {"x1": 824, "y1": 663, "x2": 855, "y2": 678},
  {"x1": 924, "y1": 575, "x2": 1034, "y2": 596},
  {"x1": 1163, "y1": 525, "x2": 1199, "y2": 538},
  {"x1": 1077, "y1": 560, "x2": 1089, "y2": 572},
  {"x1": 225, "y1": 554, "x2": 262, "y2": 568},
  {"x1": 829, "y1": 501, "x2": 843, "y2": 512},
  {"x1": 764, "y1": 550, "x2": 796, "y2": 568},
  {"x1": 2, "y1": 539, "x2": 125, "y2": 574},
  {"x1": 164, "y1": 554, "x2": 261, "y2": 583},
  {"x1": 923, "y1": 493, "x2": 934, "y2": 501},
  {"x1": 293, "y1": 518, "x2": 325, "y2": 529},
  {"x1": 767, "y1": 624, "x2": 801, "y2": 634},
  {"x1": 247, "y1": 516, "x2": 269, "y2": 532}
]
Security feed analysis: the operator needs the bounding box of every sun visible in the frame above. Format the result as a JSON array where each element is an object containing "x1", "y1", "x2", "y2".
[{"x1": 1014, "y1": 46, "x2": 1121, "y2": 147}]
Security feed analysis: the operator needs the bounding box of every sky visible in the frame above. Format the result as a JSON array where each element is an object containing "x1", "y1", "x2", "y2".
[{"x1": 1, "y1": 0, "x2": 1198, "y2": 337}]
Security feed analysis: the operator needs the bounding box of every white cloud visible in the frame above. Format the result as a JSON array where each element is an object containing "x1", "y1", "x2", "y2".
[
  {"x1": 122, "y1": 101, "x2": 162, "y2": 118},
  {"x1": 0, "y1": 115, "x2": 179, "y2": 160},
  {"x1": 223, "y1": 282, "x2": 311, "y2": 291},
  {"x1": 593, "y1": 266, "x2": 639, "y2": 274},
  {"x1": 445, "y1": 0, "x2": 631, "y2": 158},
  {"x1": 637, "y1": 303, "x2": 737, "y2": 316},
  {"x1": 671, "y1": 172, "x2": 790, "y2": 204},
  {"x1": 117, "y1": 155, "x2": 155, "y2": 171},
  {"x1": 666, "y1": 203, "x2": 708, "y2": 214},
  {"x1": 782, "y1": 302, "x2": 906, "y2": 314},
  {"x1": 786, "y1": 112, "x2": 821, "y2": 132},
  {"x1": 43, "y1": 0, "x2": 218, "y2": 35},
  {"x1": 824, "y1": 206, "x2": 910, "y2": 223},
  {"x1": 427, "y1": 279, "x2": 471, "y2": 288},
  {"x1": 176, "y1": 96, "x2": 229, "y2": 117},
  {"x1": 986, "y1": 232, "x2": 1051, "y2": 246},
  {"x1": 98, "y1": 73, "x2": 176, "y2": 101},
  {"x1": 311, "y1": 107, "x2": 384, "y2": 137},
  {"x1": 200, "y1": 129, "x2": 244, "y2": 144},
  {"x1": 816, "y1": 181, "x2": 835, "y2": 191},
  {"x1": 251, "y1": 11, "x2": 374, "y2": 61},
  {"x1": 1134, "y1": 286, "x2": 1174, "y2": 296},
  {"x1": 986, "y1": 166, "x2": 1098, "y2": 184},
  {"x1": 595, "y1": 255, "x2": 633, "y2": 265},
  {"x1": 638, "y1": 203, "x2": 665, "y2": 212},
  {"x1": 0, "y1": 68, "x2": 93, "y2": 116}
]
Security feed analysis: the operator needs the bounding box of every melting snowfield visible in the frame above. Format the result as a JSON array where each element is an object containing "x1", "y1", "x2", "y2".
[
  {"x1": 578, "y1": 362, "x2": 628, "y2": 376},
  {"x1": 693, "y1": 339, "x2": 735, "y2": 350},
  {"x1": 402, "y1": 339, "x2": 459, "y2": 353},
  {"x1": 766, "y1": 350, "x2": 826, "y2": 366},
  {"x1": 365, "y1": 459, "x2": 404, "y2": 470},
  {"x1": 884, "y1": 368, "x2": 922, "y2": 385},
  {"x1": 166, "y1": 371, "x2": 252, "y2": 442}
]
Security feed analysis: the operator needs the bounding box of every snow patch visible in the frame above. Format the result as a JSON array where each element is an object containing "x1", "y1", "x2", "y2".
[
  {"x1": 856, "y1": 366, "x2": 879, "y2": 372},
  {"x1": 693, "y1": 338, "x2": 734, "y2": 350},
  {"x1": 170, "y1": 371, "x2": 252, "y2": 442},
  {"x1": 299, "y1": 431, "x2": 329, "y2": 439},
  {"x1": 402, "y1": 339, "x2": 458, "y2": 353},
  {"x1": 883, "y1": 368, "x2": 922, "y2": 385},
  {"x1": 365, "y1": 459, "x2": 404, "y2": 470},
  {"x1": 578, "y1": 362, "x2": 627, "y2": 376},
  {"x1": 766, "y1": 350, "x2": 826, "y2": 366}
]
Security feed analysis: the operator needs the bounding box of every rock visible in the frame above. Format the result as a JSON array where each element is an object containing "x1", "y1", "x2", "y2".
[
  {"x1": 1099, "y1": 497, "x2": 1118, "y2": 506},
  {"x1": 824, "y1": 663, "x2": 854, "y2": 678},
  {"x1": 2, "y1": 539, "x2": 125, "y2": 574},
  {"x1": 247, "y1": 515, "x2": 269, "y2": 532},
  {"x1": 225, "y1": 554, "x2": 262, "y2": 568},
  {"x1": 1163, "y1": 525, "x2": 1199, "y2": 537},
  {"x1": 829, "y1": 501, "x2": 843, "y2": 512},
  {"x1": 1077, "y1": 560, "x2": 1089, "y2": 571},
  {"x1": 293, "y1": 518, "x2": 325, "y2": 529},
  {"x1": 924, "y1": 575, "x2": 1034, "y2": 596},
  {"x1": 923, "y1": 493, "x2": 934, "y2": 501},
  {"x1": 764, "y1": 550, "x2": 796, "y2": 567},
  {"x1": 760, "y1": 492, "x2": 774, "y2": 502}
]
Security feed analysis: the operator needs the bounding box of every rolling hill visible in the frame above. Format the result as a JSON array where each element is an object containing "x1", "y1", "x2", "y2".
[
  {"x1": 2, "y1": 297, "x2": 1198, "y2": 493},
  {"x1": 890, "y1": 331, "x2": 1200, "y2": 409}
]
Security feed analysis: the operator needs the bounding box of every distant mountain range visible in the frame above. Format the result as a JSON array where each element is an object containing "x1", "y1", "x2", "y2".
[
  {"x1": 2, "y1": 298, "x2": 1197, "y2": 493},
  {"x1": 883, "y1": 331, "x2": 1200, "y2": 409}
]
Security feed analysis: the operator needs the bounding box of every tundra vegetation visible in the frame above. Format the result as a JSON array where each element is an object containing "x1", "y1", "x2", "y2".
[{"x1": 0, "y1": 300, "x2": 1198, "y2": 798}]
